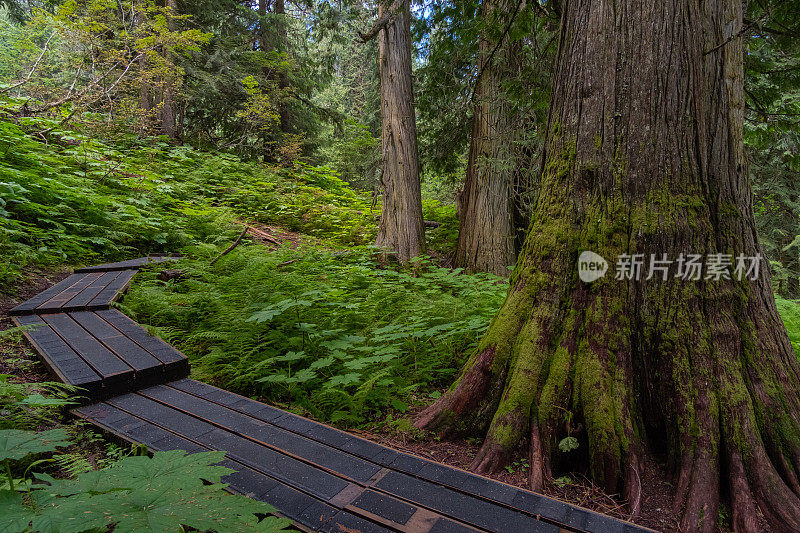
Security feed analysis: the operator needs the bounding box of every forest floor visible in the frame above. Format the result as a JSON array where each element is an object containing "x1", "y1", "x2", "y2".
[{"x1": 0, "y1": 261, "x2": 727, "y2": 533}]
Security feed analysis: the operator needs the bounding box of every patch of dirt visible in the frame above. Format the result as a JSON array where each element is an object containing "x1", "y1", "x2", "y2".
[
  {"x1": 0, "y1": 267, "x2": 72, "y2": 330},
  {"x1": 351, "y1": 409, "x2": 684, "y2": 533},
  {"x1": 246, "y1": 223, "x2": 305, "y2": 249}
]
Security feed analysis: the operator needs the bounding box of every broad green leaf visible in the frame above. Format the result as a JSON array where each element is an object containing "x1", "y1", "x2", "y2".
[
  {"x1": 0, "y1": 429, "x2": 70, "y2": 462},
  {"x1": 0, "y1": 490, "x2": 33, "y2": 533}
]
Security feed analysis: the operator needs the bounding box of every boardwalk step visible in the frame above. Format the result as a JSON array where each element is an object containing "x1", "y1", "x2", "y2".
[
  {"x1": 13, "y1": 311, "x2": 189, "y2": 401},
  {"x1": 74, "y1": 254, "x2": 181, "y2": 273},
  {"x1": 10, "y1": 270, "x2": 136, "y2": 315}
]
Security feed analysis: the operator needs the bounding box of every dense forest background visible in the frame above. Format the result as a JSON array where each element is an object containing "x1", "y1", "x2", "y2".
[{"x1": 2, "y1": 0, "x2": 800, "y2": 531}]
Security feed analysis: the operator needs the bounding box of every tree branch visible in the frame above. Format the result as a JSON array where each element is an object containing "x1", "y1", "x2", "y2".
[
  {"x1": 357, "y1": 0, "x2": 404, "y2": 43},
  {"x1": 0, "y1": 32, "x2": 56, "y2": 95},
  {"x1": 210, "y1": 225, "x2": 250, "y2": 265}
]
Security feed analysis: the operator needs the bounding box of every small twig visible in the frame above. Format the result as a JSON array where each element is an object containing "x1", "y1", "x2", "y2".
[
  {"x1": 277, "y1": 259, "x2": 298, "y2": 268},
  {"x1": 210, "y1": 225, "x2": 249, "y2": 265}
]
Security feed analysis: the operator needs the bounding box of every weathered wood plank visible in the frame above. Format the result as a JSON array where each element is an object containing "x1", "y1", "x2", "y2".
[
  {"x1": 11, "y1": 315, "x2": 101, "y2": 398},
  {"x1": 69, "y1": 311, "x2": 164, "y2": 387},
  {"x1": 163, "y1": 379, "x2": 629, "y2": 533},
  {"x1": 61, "y1": 271, "x2": 123, "y2": 310},
  {"x1": 93, "y1": 309, "x2": 189, "y2": 379},
  {"x1": 374, "y1": 471, "x2": 559, "y2": 533},
  {"x1": 74, "y1": 255, "x2": 180, "y2": 273},
  {"x1": 36, "y1": 272, "x2": 103, "y2": 312},
  {"x1": 71, "y1": 402, "x2": 342, "y2": 531},
  {"x1": 10, "y1": 274, "x2": 85, "y2": 315},
  {"x1": 40, "y1": 313, "x2": 134, "y2": 393},
  {"x1": 141, "y1": 384, "x2": 382, "y2": 483},
  {"x1": 87, "y1": 269, "x2": 137, "y2": 308}
]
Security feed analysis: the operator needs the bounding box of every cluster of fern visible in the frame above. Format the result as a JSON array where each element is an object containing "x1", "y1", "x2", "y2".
[
  {"x1": 0, "y1": 112, "x2": 390, "y2": 288},
  {"x1": 122, "y1": 246, "x2": 506, "y2": 425}
]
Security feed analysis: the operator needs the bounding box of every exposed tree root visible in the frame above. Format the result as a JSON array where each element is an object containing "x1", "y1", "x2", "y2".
[{"x1": 415, "y1": 248, "x2": 800, "y2": 532}]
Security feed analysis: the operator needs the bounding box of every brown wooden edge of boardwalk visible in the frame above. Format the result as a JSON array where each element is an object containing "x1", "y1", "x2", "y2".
[{"x1": 10, "y1": 257, "x2": 658, "y2": 533}]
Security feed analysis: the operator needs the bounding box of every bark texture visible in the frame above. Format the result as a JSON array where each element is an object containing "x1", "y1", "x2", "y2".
[
  {"x1": 374, "y1": 0, "x2": 425, "y2": 263},
  {"x1": 416, "y1": 1, "x2": 800, "y2": 531},
  {"x1": 454, "y1": 0, "x2": 520, "y2": 276}
]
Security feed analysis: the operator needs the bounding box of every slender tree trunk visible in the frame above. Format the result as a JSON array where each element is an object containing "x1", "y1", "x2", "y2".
[
  {"x1": 274, "y1": 0, "x2": 290, "y2": 135},
  {"x1": 416, "y1": 1, "x2": 800, "y2": 531},
  {"x1": 138, "y1": 54, "x2": 153, "y2": 134},
  {"x1": 455, "y1": 0, "x2": 519, "y2": 276},
  {"x1": 159, "y1": 0, "x2": 180, "y2": 139},
  {"x1": 374, "y1": 0, "x2": 425, "y2": 263}
]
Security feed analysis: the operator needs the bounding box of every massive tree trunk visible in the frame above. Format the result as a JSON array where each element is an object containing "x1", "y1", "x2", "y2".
[
  {"x1": 373, "y1": 0, "x2": 425, "y2": 263},
  {"x1": 416, "y1": 1, "x2": 800, "y2": 531},
  {"x1": 454, "y1": 0, "x2": 519, "y2": 276}
]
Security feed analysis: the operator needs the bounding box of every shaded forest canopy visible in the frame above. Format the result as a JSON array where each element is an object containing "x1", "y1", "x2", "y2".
[{"x1": 2, "y1": 0, "x2": 800, "y2": 532}]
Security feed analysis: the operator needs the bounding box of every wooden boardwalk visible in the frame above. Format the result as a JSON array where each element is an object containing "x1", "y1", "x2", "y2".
[{"x1": 12, "y1": 258, "x2": 655, "y2": 533}]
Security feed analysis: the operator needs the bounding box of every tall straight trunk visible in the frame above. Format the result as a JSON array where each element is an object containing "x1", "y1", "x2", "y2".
[
  {"x1": 159, "y1": 0, "x2": 179, "y2": 139},
  {"x1": 455, "y1": 0, "x2": 519, "y2": 275},
  {"x1": 374, "y1": 0, "x2": 425, "y2": 262},
  {"x1": 139, "y1": 0, "x2": 180, "y2": 139},
  {"x1": 416, "y1": 1, "x2": 800, "y2": 531},
  {"x1": 258, "y1": 0, "x2": 290, "y2": 161},
  {"x1": 138, "y1": 54, "x2": 153, "y2": 133},
  {"x1": 274, "y1": 0, "x2": 290, "y2": 135}
]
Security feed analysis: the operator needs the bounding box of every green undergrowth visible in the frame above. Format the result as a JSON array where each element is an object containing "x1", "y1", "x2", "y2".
[
  {"x1": 0, "y1": 113, "x2": 399, "y2": 289},
  {"x1": 122, "y1": 245, "x2": 507, "y2": 426},
  {"x1": 776, "y1": 297, "x2": 800, "y2": 358}
]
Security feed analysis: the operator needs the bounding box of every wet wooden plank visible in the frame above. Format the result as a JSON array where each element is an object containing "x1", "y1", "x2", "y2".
[
  {"x1": 61, "y1": 271, "x2": 123, "y2": 310},
  {"x1": 35, "y1": 272, "x2": 103, "y2": 312},
  {"x1": 93, "y1": 309, "x2": 189, "y2": 380},
  {"x1": 142, "y1": 384, "x2": 382, "y2": 483},
  {"x1": 87, "y1": 269, "x2": 137, "y2": 308},
  {"x1": 350, "y1": 489, "x2": 417, "y2": 526},
  {"x1": 12, "y1": 314, "x2": 100, "y2": 398},
  {"x1": 374, "y1": 470, "x2": 560, "y2": 533},
  {"x1": 108, "y1": 392, "x2": 352, "y2": 500},
  {"x1": 74, "y1": 255, "x2": 180, "y2": 273},
  {"x1": 72, "y1": 402, "x2": 335, "y2": 530},
  {"x1": 40, "y1": 313, "x2": 134, "y2": 393},
  {"x1": 163, "y1": 379, "x2": 645, "y2": 533},
  {"x1": 10, "y1": 274, "x2": 85, "y2": 315},
  {"x1": 69, "y1": 311, "x2": 164, "y2": 387},
  {"x1": 320, "y1": 511, "x2": 395, "y2": 533}
]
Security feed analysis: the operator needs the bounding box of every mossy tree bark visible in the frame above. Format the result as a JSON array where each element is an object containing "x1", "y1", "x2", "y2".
[
  {"x1": 372, "y1": 0, "x2": 425, "y2": 263},
  {"x1": 416, "y1": 1, "x2": 800, "y2": 531},
  {"x1": 454, "y1": 0, "x2": 520, "y2": 276}
]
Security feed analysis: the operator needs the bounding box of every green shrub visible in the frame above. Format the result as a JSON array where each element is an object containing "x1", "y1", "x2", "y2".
[{"x1": 123, "y1": 246, "x2": 507, "y2": 425}]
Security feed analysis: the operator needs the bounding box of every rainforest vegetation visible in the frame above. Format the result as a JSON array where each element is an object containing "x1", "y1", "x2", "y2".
[{"x1": 2, "y1": 0, "x2": 800, "y2": 531}]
